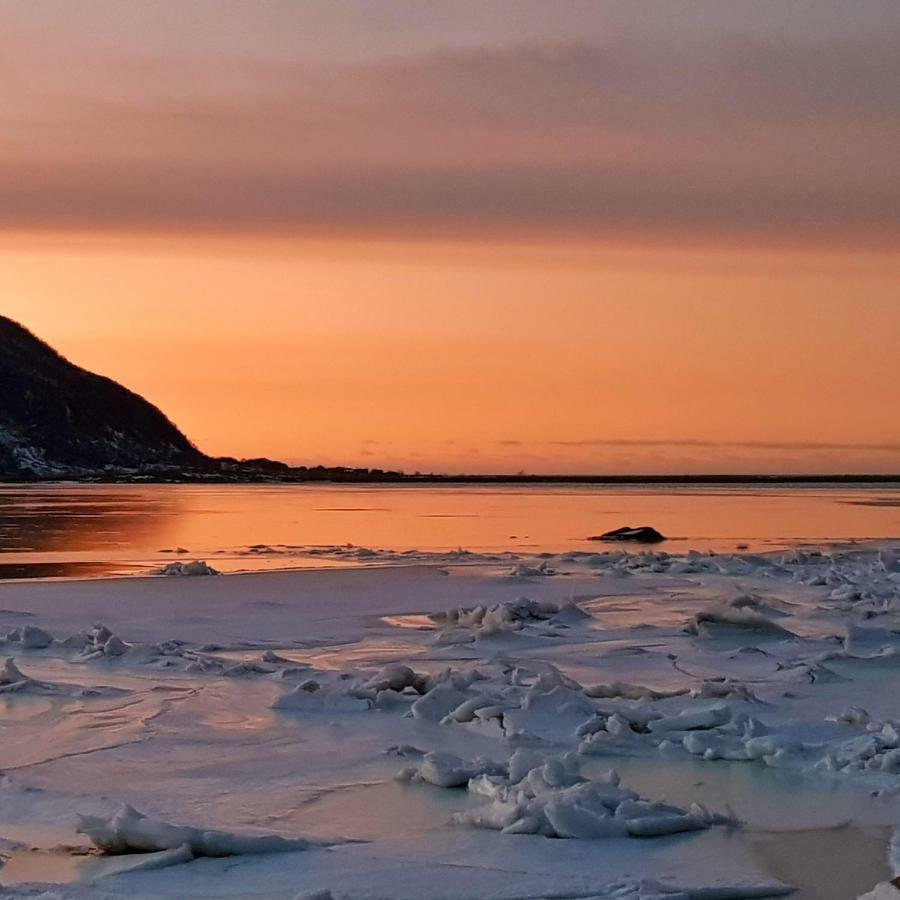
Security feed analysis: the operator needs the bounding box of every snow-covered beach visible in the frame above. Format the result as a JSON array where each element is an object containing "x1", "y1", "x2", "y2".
[
  {"x1": 4, "y1": 0, "x2": 899, "y2": 893},
  {"x1": 2, "y1": 540, "x2": 900, "y2": 898}
]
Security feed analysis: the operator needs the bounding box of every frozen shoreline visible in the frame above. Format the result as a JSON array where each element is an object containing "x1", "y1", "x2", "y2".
[
  {"x1": 0, "y1": 544, "x2": 899, "y2": 898},
  {"x1": 3, "y1": 480, "x2": 900, "y2": 583}
]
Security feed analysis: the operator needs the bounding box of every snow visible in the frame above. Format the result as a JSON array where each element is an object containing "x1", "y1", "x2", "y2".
[
  {"x1": 858, "y1": 884, "x2": 900, "y2": 900},
  {"x1": 397, "y1": 751, "x2": 505, "y2": 788},
  {"x1": 435, "y1": 750, "x2": 732, "y2": 839},
  {"x1": 152, "y1": 560, "x2": 220, "y2": 577},
  {"x1": 685, "y1": 596, "x2": 796, "y2": 638},
  {"x1": 0, "y1": 542, "x2": 899, "y2": 896},
  {"x1": 3, "y1": 625, "x2": 55, "y2": 649},
  {"x1": 77, "y1": 805, "x2": 310, "y2": 856},
  {"x1": 0, "y1": 657, "x2": 38, "y2": 692}
]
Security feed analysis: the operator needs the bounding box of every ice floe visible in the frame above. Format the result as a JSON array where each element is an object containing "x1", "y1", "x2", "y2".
[
  {"x1": 153, "y1": 560, "x2": 220, "y2": 577},
  {"x1": 77, "y1": 804, "x2": 309, "y2": 858},
  {"x1": 405, "y1": 749, "x2": 735, "y2": 839},
  {"x1": 685, "y1": 595, "x2": 796, "y2": 638},
  {"x1": 2, "y1": 541, "x2": 900, "y2": 897},
  {"x1": 430, "y1": 595, "x2": 587, "y2": 642}
]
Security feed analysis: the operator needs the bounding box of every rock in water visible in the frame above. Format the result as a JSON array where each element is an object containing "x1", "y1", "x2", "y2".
[{"x1": 589, "y1": 526, "x2": 667, "y2": 544}]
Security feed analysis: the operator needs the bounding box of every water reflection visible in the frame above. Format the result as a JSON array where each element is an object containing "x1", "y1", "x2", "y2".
[
  {"x1": 0, "y1": 486, "x2": 185, "y2": 553},
  {"x1": 0, "y1": 486, "x2": 189, "y2": 578},
  {"x1": 0, "y1": 482, "x2": 897, "y2": 581}
]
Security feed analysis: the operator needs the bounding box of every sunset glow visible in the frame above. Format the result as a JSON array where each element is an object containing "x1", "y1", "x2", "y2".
[
  {"x1": 4, "y1": 7, "x2": 900, "y2": 896},
  {"x1": 3, "y1": 1, "x2": 899, "y2": 474}
]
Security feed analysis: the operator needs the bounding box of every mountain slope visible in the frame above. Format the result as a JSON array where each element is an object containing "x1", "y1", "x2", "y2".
[{"x1": 0, "y1": 316, "x2": 205, "y2": 477}]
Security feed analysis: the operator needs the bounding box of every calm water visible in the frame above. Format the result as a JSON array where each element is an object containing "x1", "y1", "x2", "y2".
[{"x1": 0, "y1": 482, "x2": 898, "y2": 580}]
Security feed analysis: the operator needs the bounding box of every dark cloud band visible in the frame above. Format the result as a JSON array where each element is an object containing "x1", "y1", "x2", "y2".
[{"x1": 2, "y1": 35, "x2": 899, "y2": 239}]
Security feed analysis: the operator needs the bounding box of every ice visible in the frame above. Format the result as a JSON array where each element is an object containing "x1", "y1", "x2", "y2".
[
  {"x1": 685, "y1": 596, "x2": 796, "y2": 638},
  {"x1": 853, "y1": 839, "x2": 900, "y2": 900},
  {"x1": 360, "y1": 663, "x2": 427, "y2": 694},
  {"x1": 858, "y1": 883, "x2": 900, "y2": 900},
  {"x1": 606, "y1": 883, "x2": 793, "y2": 899},
  {"x1": 153, "y1": 560, "x2": 220, "y2": 576},
  {"x1": 0, "y1": 657, "x2": 36, "y2": 692},
  {"x1": 845, "y1": 625, "x2": 900, "y2": 658},
  {"x1": 93, "y1": 843, "x2": 195, "y2": 876},
  {"x1": 0, "y1": 656, "x2": 118, "y2": 697},
  {"x1": 76, "y1": 804, "x2": 309, "y2": 857},
  {"x1": 272, "y1": 678, "x2": 371, "y2": 712},
  {"x1": 3, "y1": 625, "x2": 55, "y2": 649},
  {"x1": 1, "y1": 541, "x2": 899, "y2": 897},
  {"x1": 402, "y1": 749, "x2": 734, "y2": 841},
  {"x1": 585, "y1": 682, "x2": 689, "y2": 701},
  {"x1": 398, "y1": 751, "x2": 505, "y2": 788},
  {"x1": 430, "y1": 595, "x2": 585, "y2": 640},
  {"x1": 410, "y1": 682, "x2": 471, "y2": 721},
  {"x1": 75, "y1": 624, "x2": 131, "y2": 660},
  {"x1": 508, "y1": 561, "x2": 557, "y2": 577}
]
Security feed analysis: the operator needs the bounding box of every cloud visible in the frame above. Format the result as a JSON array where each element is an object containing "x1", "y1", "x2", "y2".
[
  {"x1": 2, "y1": 33, "x2": 899, "y2": 239},
  {"x1": 544, "y1": 439, "x2": 900, "y2": 453},
  {"x1": 479, "y1": 437, "x2": 900, "y2": 475}
]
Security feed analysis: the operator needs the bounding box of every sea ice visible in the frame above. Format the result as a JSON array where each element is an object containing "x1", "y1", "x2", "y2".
[
  {"x1": 77, "y1": 805, "x2": 309, "y2": 857},
  {"x1": 153, "y1": 560, "x2": 220, "y2": 576},
  {"x1": 3, "y1": 624, "x2": 55, "y2": 648},
  {"x1": 4, "y1": 539, "x2": 900, "y2": 897},
  {"x1": 403, "y1": 749, "x2": 731, "y2": 840},
  {"x1": 685, "y1": 596, "x2": 796, "y2": 638}
]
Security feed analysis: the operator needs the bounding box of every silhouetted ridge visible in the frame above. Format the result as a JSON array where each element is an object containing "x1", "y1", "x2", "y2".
[
  {"x1": 0, "y1": 315, "x2": 203, "y2": 476},
  {"x1": 2, "y1": 316, "x2": 898, "y2": 485}
]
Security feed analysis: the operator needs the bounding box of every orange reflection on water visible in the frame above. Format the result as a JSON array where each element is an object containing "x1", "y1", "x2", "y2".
[{"x1": 0, "y1": 483, "x2": 898, "y2": 579}]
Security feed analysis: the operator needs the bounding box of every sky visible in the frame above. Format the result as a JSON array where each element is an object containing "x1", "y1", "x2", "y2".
[{"x1": 1, "y1": 0, "x2": 899, "y2": 474}]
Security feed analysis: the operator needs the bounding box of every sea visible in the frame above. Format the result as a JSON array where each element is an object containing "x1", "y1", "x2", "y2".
[{"x1": 0, "y1": 481, "x2": 898, "y2": 580}]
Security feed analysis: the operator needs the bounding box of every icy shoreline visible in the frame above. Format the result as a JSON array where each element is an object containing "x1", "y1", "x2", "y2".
[{"x1": 0, "y1": 544, "x2": 899, "y2": 898}]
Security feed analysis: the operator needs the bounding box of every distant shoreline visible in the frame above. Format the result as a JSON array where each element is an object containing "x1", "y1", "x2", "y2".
[{"x1": 3, "y1": 472, "x2": 900, "y2": 486}]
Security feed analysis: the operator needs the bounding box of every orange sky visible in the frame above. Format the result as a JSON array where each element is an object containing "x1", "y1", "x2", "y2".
[
  {"x1": 3, "y1": 233, "x2": 899, "y2": 474},
  {"x1": 2, "y1": 2, "x2": 899, "y2": 474}
]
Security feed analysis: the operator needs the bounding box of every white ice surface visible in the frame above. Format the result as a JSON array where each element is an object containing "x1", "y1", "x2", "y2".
[{"x1": 0, "y1": 545, "x2": 899, "y2": 897}]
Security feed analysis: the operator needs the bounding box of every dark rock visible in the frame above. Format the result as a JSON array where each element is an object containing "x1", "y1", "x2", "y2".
[
  {"x1": 589, "y1": 526, "x2": 667, "y2": 544},
  {"x1": 0, "y1": 315, "x2": 204, "y2": 477},
  {"x1": 0, "y1": 316, "x2": 413, "y2": 484}
]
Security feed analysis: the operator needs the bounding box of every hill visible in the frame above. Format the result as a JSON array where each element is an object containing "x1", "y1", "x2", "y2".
[{"x1": 0, "y1": 315, "x2": 205, "y2": 478}]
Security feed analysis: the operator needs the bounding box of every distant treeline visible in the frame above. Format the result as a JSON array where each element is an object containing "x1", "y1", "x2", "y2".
[{"x1": 9, "y1": 457, "x2": 898, "y2": 486}]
